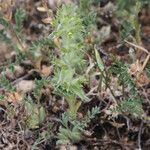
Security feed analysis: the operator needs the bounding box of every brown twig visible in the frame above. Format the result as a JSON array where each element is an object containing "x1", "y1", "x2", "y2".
[
  {"x1": 125, "y1": 40, "x2": 150, "y2": 77},
  {"x1": 138, "y1": 121, "x2": 143, "y2": 150},
  {"x1": 124, "y1": 40, "x2": 149, "y2": 54},
  {"x1": 141, "y1": 54, "x2": 150, "y2": 72}
]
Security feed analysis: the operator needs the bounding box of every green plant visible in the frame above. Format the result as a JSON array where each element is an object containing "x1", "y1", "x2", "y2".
[
  {"x1": 117, "y1": 0, "x2": 142, "y2": 43},
  {"x1": 78, "y1": 0, "x2": 96, "y2": 31},
  {"x1": 119, "y1": 1, "x2": 141, "y2": 44},
  {"x1": 0, "y1": 74, "x2": 16, "y2": 92},
  {"x1": 0, "y1": 8, "x2": 26, "y2": 64},
  {"x1": 25, "y1": 77, "x2": 50, "y2": 129},
  {"x1": 28, "y1": 37, "x2": 53, "y2": 67},
  {"x1": 14, "y1": 8, "x2": 26, "y2": 33},
  {"x1": 51, "y1": 4, "x2": 99, "y2": 144},
  {"x1": 52, "y1": 4, "x2": 88, "y2": 143},
  {"x1": 57, "y1": 107, "x2": 99, "y2": 145},
  {"x1": 25, "y1": 96, "x2": 46, "y2": 129},
  {"x1": 33, "y1": 78, "x2": 48, "y2": 100},
  {"x1": 118, "y1": 98, "x2": 143, "y2": 117},
  {"x1": 52, "y1": 4, "x2": 88, "y2": 105},
  {"x1": 109, "y1": 59, "x2": 144, "y2": 117},
  {"x1": 57, "y1": 113, "x2": 82, "y2": 145},
  {"x1": 116, "y1": 0, "x2": 150, "y2": 44},
  {"x1": 117, "y1": 0, "x2": 150, "y2": 12}
]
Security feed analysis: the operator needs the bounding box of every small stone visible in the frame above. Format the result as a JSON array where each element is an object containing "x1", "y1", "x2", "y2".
[
  {"x1": 14, "y1": 65, "x2": 24, "y2": 78},
  {"x1": 16, "y1": 80, "x2": 35, "y2": 93}
]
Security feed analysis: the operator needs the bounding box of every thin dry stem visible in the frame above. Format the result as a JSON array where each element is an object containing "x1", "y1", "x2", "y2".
[{"x1": 124, "y1": 40, "x2": 149, "y2": 54}]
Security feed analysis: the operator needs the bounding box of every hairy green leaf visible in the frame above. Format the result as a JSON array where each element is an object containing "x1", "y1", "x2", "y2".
[{"x1": 14, "y1": 8, "x2": 26, "y2": 33}]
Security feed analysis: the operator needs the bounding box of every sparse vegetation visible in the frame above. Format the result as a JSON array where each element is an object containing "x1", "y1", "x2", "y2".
[{"x1": 0, "y1": 0, "x2": 149, "y2": 149}]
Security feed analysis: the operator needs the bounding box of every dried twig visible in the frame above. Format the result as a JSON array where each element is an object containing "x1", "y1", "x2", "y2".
[
  {"x1": 141, "y1": 54, "x2": 150, "y2": 72},
  {"x1": 138, "y1": 121, "x2": 143, "y2": 150},
  {"x1": 124, "y1": 40, "x2": 149, "y2": 54},
  {"x1": 125, "y1": 40, "x2": 150, "y2": 76}
]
